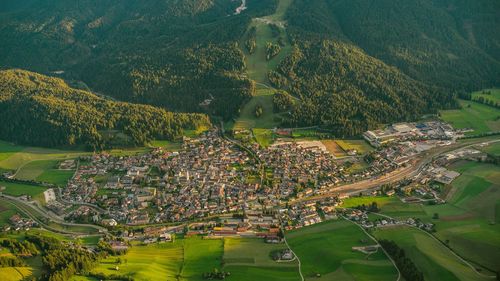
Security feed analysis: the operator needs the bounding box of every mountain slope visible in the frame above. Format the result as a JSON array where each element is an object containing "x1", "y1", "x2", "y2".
[
  {"x1": 0, "y1": 69, "x2": 210, "y2": 149},
  {"x1": 286, "y1": 0, "x2": 500, "y2": 90},
  {"x1": 0, "y1": 0, "x2": 278, "y2": 119}
]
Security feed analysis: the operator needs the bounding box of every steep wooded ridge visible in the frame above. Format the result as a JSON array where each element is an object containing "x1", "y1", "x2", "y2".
[
  {"x1": 0, "y1": 0, "x2": 277, "y2": 119},
  {"x1": 0, "y1": 0, "x2": 499, "y2": 139},
  {"x1": 0, "y1": 69, "x2": 210, "y2": 149},
  {"x1": 268, "y1": 0, "x2": 500, "y2": 136}
]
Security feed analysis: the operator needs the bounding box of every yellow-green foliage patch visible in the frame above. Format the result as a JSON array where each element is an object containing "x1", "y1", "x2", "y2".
[{"x1": 0, "y1": 267, "x2": 34, "y2": 281}]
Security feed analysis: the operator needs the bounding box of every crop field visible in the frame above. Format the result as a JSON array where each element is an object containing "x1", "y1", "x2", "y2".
[
  {"x1": 286, "y1": 220, "x2": 398, "y2": 281},
  {"x1": 440, "y1": 99, "x2": 500, "y2": 135},
  {"x1": 335, "y1": 140, "x2": 373, "y2": 154},
  {"x1": 234, "y1": 88, "x2": 281, "y2": 131},
  {"x1": 223, "y1": 238, "x2": 299, "y2": 281},
  {"x1": 373, "y1": 226, "x2": 490, "y2": 281}
]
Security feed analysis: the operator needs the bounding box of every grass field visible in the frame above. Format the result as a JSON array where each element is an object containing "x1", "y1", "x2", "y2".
[
  {"x1": 440, "y1": 99, "x2": 500, "y2": 135},
  {"x1": 253, "y1": 128, "x2": 274, "y2": 147},
  {"x1": 91, "y1": 237, "x2": 223, "y2": 281},
  {"x1": 335, "y1": 140, "x2": 373, "y2": 154},
  {"x1": 286, "y1": 220, "x2": 398, "y2": 281},
  {"x1": 234, "y1": 88, "x2": 281, "y2": 131},
  {"x1": 0, "y1": 267, "x2": 35, "y2": 281},
  {"x1": 422, "y1": 161, "x2": 500, "y2": 271},
  {"x1": 223, "y1": 238, "x2": 299, "y2": 281},
  {"x1": 471, "y1": 88, "x2": 500, "y2": 104},
  {"x1": 373, "y1": 226, "x2": 490, "y2": 281},
  {"x1": 478, "y1": 141, "x2": 500, "y2": 156},
  {"x1": 321, "y1": 140, "x2": 347, "y2": 157},
  {"x1": 0, "y1": 180, "x2": 47, "y2": 197},
  {"x1": 243, "y1": 0, "x2": 293, "y2": 84},
  {"x1": 14, "y1": 159, "x2": 74, "y2": 186}
]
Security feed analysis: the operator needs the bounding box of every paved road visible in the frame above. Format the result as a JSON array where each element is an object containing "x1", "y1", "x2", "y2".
[{"x1": 1, "y1": 194, "x2": 106, "y2": 235}]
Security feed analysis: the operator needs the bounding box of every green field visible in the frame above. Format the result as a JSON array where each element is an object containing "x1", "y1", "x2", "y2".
[
  {"x1": 243, "y1": 0, "x2": 293, "y2": 84},
  {"x1": 440, "y1": 99, "x2": 500, "y2": 135},
  {"x1": 14, "y1": 159, "x2": 74, "y2": 186},
  {"x1": 335, "y1": 140, "x2": 374, "y2": 154},
  {"x1": 91, "y1": 237, "x2": 222, "y2": 281},
  {"x1": 253, "y1": 128, "x2": 275, "y2": 147},
  {"x1": 471, "y1": 88, "x2": 500, "y2": 104},
  {"x1": 0, "y1": 180, "x2": 47, "y2": 197},
  {"x1": 373, "y1": 226, "x2": 490, "y2": 281},
  {"x1": 478, "y1": 141, "x2": 500, "y2": 156},
  {"x1": 287, "y1": 220, "x2": 398, "y2": 281},
  {"x1": 342, "y1": 196, "x2": 427, "y2": 218},
  {"x1": 423, "y1": 161, "x2": 500, "y2": 271},
  {"x1": 223, "y1": 238, "x2": 299, "y2": 281},
  {"x1": 234, "y1": 88, "x2": 282, "y2": 131}
]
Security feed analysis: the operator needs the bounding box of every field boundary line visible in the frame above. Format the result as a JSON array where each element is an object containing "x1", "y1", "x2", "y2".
[{"x1": 282, "y1": 235, "x2": 304, "y2": 281}]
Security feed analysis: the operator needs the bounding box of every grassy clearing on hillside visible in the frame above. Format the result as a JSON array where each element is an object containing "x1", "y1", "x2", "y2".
[
  {"x1": 234, "y1": 88, "x2": 281, "y2": 130},
  {"x1": 440, "y1": 99, "x2": 500, "y2": 135},
  {"x1": 223, "y1": 238, "x2": 299, "y2": 281},
  {"x1": 471, "y1": 88, "x2": 500, "y2": 104},
  {"x1": 0, "y1": 144, "x2": 88, "y2": 172},
  {"x1": 286, "y1": 220, "x2": 397, "y2": 281},
  {"x1": 0, "y1": 141, "x2": 24, "y2": 163},
  {"x1": 373, "y1": 226, "x2": 490, "y2": 281}
]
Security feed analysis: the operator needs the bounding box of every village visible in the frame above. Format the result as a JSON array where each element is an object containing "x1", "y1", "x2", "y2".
[{"x1": 3, "y1": 120, "x2": 486, "y2": 244}]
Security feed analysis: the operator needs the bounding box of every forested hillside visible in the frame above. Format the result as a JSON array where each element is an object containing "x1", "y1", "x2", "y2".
[
  {"x1": 0, "y1": 0, "x2": 277, "y2": 119},
  {"x1": 286, "y1": 0, "x2": 500, "y2": 90},
  {"x1": 265, "y1": 0, "x2": 499, "y2": 136},
  {"x1": 0, "y1": 69, "x2": 210, "y2": 150}
]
